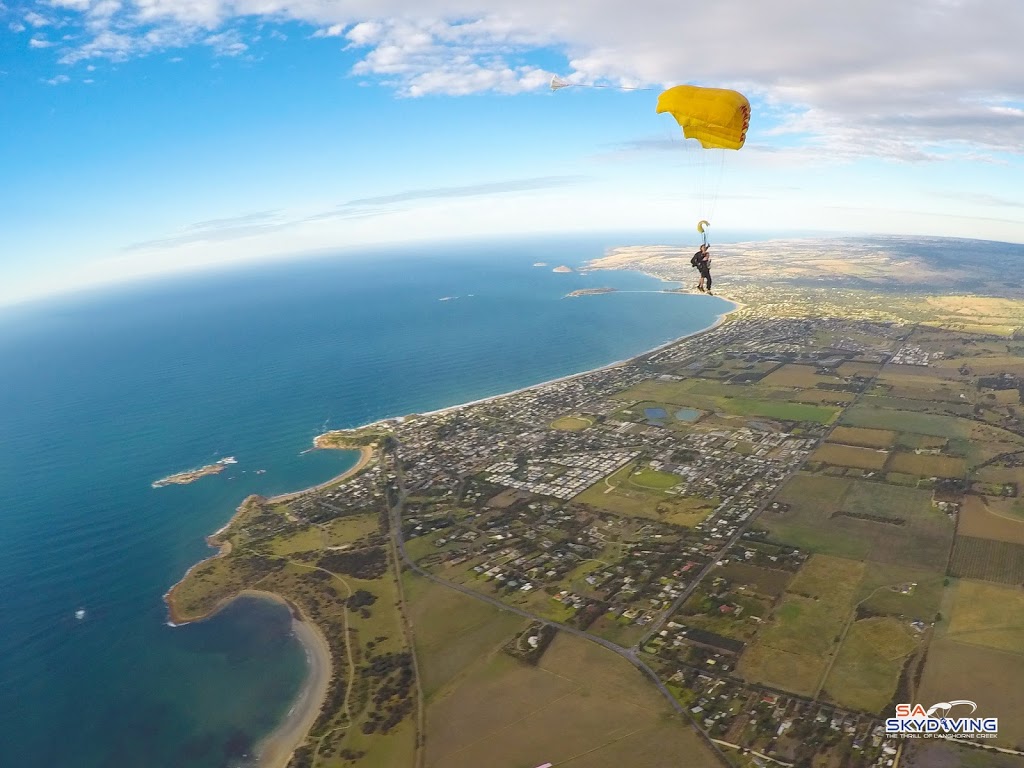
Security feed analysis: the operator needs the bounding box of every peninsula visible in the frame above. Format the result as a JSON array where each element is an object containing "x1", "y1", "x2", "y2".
[
  {"x1": 167, "y1": 236, "x2": 1024, "y2": 768},
  {"x1": 566, "y1": 287, "x2": 617, "y2": 297},
  {"x1": 152, "y1": 457, "x2": 237, "y2": 488}
]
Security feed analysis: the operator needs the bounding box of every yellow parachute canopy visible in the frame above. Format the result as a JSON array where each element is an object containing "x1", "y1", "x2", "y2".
[
  {"x1": 656, "y1": 86, "x2": 750, "y2": 150},
  {"x1": 697, "y1": 220, "x2": 710, "y2": 233}
]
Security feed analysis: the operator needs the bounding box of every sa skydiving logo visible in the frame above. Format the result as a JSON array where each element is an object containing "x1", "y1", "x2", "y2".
[{"x1": 886, "y1": 700, "x2": 998, "y2": 739}]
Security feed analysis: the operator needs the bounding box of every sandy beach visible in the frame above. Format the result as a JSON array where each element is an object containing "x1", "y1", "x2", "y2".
[
  {"x1": 255, "y1": 603, "x2": 333, "y2": 768},
  {"x1": 266, "y1": 444, "x2": 374, "y2": 504}
]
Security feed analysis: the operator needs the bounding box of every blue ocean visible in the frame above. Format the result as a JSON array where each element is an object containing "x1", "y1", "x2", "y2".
[{"x1": 0, "y1": 235, "x2": 731, "y2": 767}]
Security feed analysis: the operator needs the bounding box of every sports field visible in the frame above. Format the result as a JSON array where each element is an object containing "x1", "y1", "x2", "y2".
[
  {"x1": 550, "y1": 415, "x2": 593, "y2": 431},
  {"x1": 574, "y1": 462, "x2": 713, "y2": 527}
]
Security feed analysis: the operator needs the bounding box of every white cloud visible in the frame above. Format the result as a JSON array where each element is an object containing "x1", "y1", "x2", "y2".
[
  {"x1": 203, "y1": 29, "x2": 247, "y2": 56},
  {"x1": 24, "y1": 10, "x2": 51, "y2": 26},
  {"x1": 311, "y1": 22, "x2": 345, "y2": 38},
  {"x1": 25, "y1": 0, "x2": 1024, "y2": 158},
  {"x1": 9, "y1": 21, "x2": 26, "y2": 32},
  {"x1": 30, "y1": 37, "x2": 56, "y2": 48},
  {"x1": 44, "y1": 74, "x2": 71, "y2": 85}
]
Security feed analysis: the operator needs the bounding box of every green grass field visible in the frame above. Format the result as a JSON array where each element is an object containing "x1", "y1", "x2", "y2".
[
  {"x1": 821, "y1": 617, "x2": 918, "y2": 714},
  {"x1": 423, "y1": 631, "x2": 721, "y2": 768},
  {"x1": 886, "y1": 452, "x2": 966, "y2": 478},
  {"x1": 403, "y1": 572, "x2": 527, "y2": 699},
  {"x1": 946, "y1": 580, "x2": 1024, "y2": 654},
  {"x1": 550, "y1": 415, "x2": 594, "y2": 431},
  {"x1": 917, "y1": 638, "x2": 1024, "y2": 749},
  {"x1": 855, "y1": 563, "x2": 946, "y2": 622},
  {"x1": 630, "y1": 467, "x2": 681, "y2": 490},
  {"x1": 840, "y1": 405, "x2": 970, "y2": 438},
  {"x1": 737, "y1": 556, "x2": 863, "y2": 696},
  {"x1": 574, "y1": 461, "x2": 714, "y2": 526},
  {"x1": 758, "y1": 474, "x2": 954, "y2": 569},
  {"x1": 810, "y1": 443, "x2": 889, "y2": 470},
  {"x1": 827, "y1": 426, "x2": 897, "y2": 449}
]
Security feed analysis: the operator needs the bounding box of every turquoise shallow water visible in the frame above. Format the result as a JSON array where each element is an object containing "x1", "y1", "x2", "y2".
[{"x1": 0, "y1": 235, "x2": 731, "y2": 767}]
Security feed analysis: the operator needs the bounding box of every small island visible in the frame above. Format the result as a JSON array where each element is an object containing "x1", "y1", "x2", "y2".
[
  {"x1": 532, "y1": 261, "x2": 548, "y2": 267},
  {"x1": 552, "y1": 265, "x2": 573, "y2": 273},
  {"x1": 566, "y1": 287, "x2": 617, "y2": 298},
  {"x1": 152, "y1": 457, "x2": 237, "y2": 488}
]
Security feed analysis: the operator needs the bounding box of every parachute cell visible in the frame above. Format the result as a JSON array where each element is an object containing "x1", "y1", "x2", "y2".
[{"x1": 656, "y1": 86, "x2": 750, "y2": 151}]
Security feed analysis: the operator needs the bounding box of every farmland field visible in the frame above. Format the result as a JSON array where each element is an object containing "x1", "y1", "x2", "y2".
[
  {"x1": 906, "y1": 740, "x2": 1024, "y2": 768},
  {"x1": 737, "y1": 556, "x2": 863, "y2": 696},
  {"x1": 759, "y1": 363, "x2": 834, "y2": 389},
  {"x1": 886, "y1": 452, "x2": 966, "y2": 478},
  {"x1": 946, "y1": 580, "x2": 1024, "y2": 654},
  {"x1": 856, "y1": 563, "x2": 946, "y2": 622},
  {"x1": 423, "y1": 631, "x2": 720, "y2": 768},
  {"x1": 916, "y1": 638, "x2": 1024, "y2": 749},
  {"x1": 759, "y1": 475, "x2": 953, "y2": 568},
  {"x1": 404, "y1": 573, "x2": 527, "y2": 699},
  {"x1": 827, "y1": 426, "x2": 897, "y2": 449},
  {"x1": 839, "y1": 406, "x2": 970, "y2": 438},
  {"x1": 958, "y1": 496, "x2": 1024, "y2": 545},
  {"x1": 716, "y1": 563, "x2": 793, "y2": 598},
  {"x1": 949, "y1": 536, "x2": 1024, "y2": 585},
  {"x1": 821, "y1": 617, "x2": 918, "y2": 714},
  {"x1": 810, "y1": 443, "x2": 889, "y2": 470},
  {"x1": 840, "y1": 482, "x2": 932, "y2": 521},
  {"x1": 837, "y1": 361, "x2": 882, "y2": 378}
]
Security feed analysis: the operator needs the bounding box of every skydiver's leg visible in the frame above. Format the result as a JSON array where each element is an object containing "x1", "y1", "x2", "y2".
[{"x1": 704, "y1": 269, "x2": 713, "y2": 294}]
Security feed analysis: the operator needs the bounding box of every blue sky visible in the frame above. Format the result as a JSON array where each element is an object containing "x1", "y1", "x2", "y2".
[{"x1": 2, "y1": 1, "x2": 1023, "y2": 305}]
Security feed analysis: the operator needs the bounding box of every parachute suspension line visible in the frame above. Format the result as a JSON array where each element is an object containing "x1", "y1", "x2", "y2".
[{"x1": 705, "y1": 148, "x2": 727, "y2": 225}]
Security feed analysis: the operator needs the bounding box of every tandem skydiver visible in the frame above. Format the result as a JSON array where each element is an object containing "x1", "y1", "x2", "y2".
[{"x1": 690, "y1": 243, "x2": 713, "y2": 295}]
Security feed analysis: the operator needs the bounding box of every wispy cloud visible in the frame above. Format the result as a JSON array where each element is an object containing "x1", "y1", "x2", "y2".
[
  {"x1": 123, "y1": 210, "x2": 287, "y2": 251},
  {"x1": 124, "y1": 176, "x2": 581, "y2": 251},
  {"x1": 43, "y1": 73, "x2": 70, "y2": 85},
  {"x1": 341, "y1": 176, "x2": 586, "y2": 207}
]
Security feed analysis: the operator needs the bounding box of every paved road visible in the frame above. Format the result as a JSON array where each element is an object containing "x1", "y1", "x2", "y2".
[
  {"x1": 383, "y1": 455, "x2": 733, "y2": 767},
  {"x1": 638, "y1": 326, "x2": 917, "y2": 650}
]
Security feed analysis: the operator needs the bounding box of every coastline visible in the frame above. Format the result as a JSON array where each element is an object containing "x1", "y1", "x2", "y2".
[
  {"x1": 165, "y1": 588, "x2": 333, "y2": 768},
  {"x1": 414, "y1": 295, "x2": 740, "y2": 421},
  {"x1": 255, "y1": 602, "x2": 332, "y2": 768},
  {"x1": 166, "y1": 274, "x2": 740, "y2": 768},
  {"x1": 265, "y1": 444, "x2": 374, "y2": 504}
]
